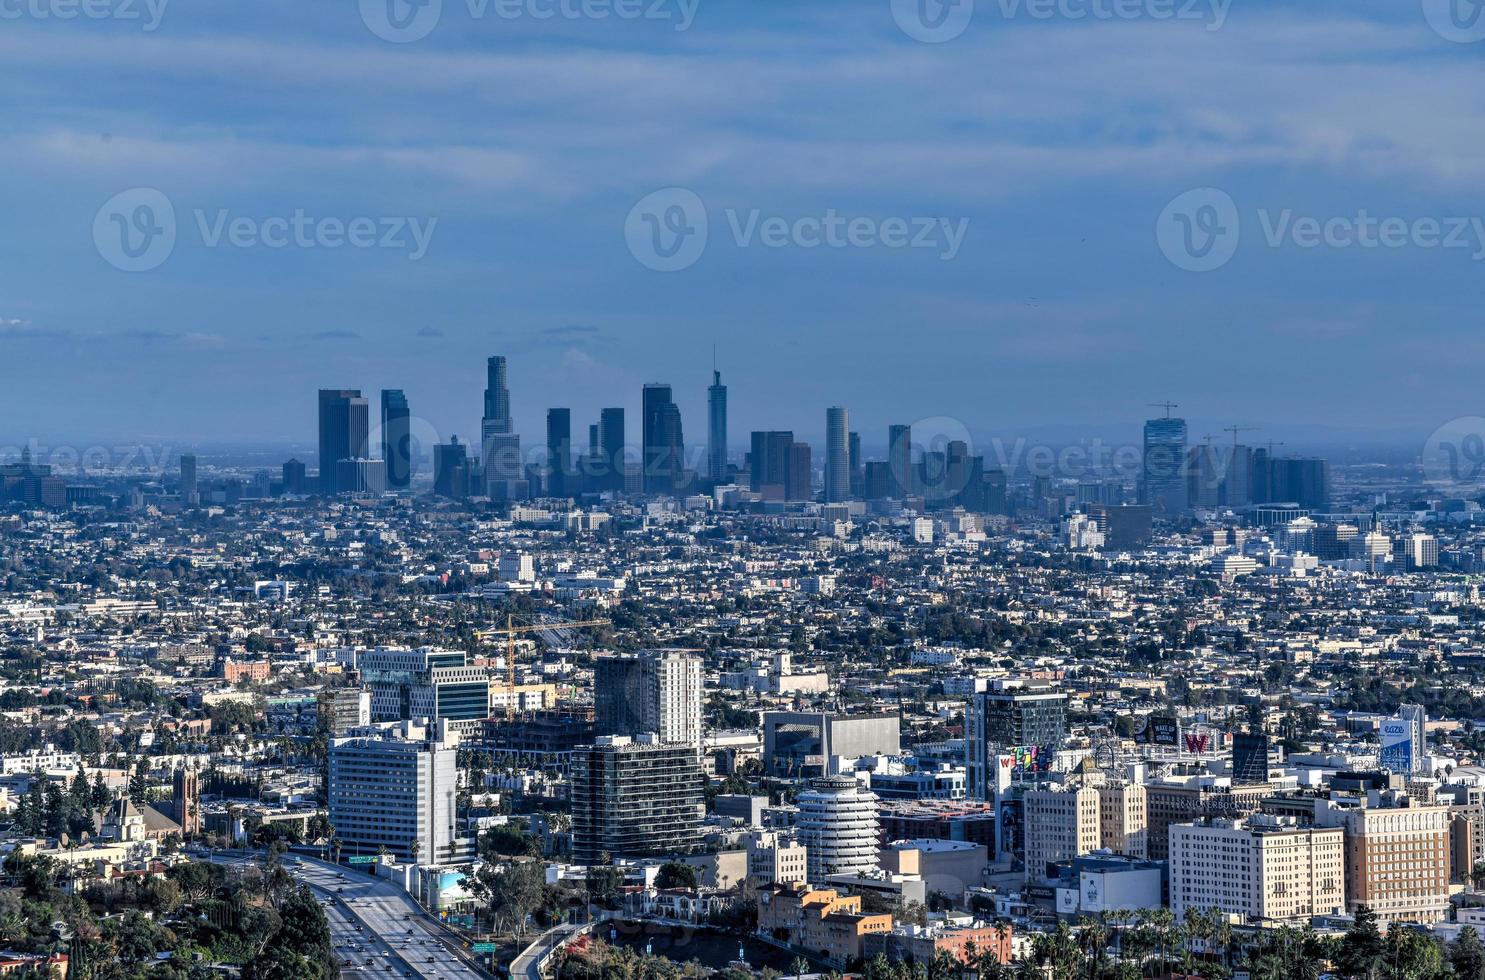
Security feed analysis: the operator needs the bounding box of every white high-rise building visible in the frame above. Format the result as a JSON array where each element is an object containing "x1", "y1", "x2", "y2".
[
  {"x1": 327, "y1": 720, "x2": 467, "y2": 865},
  {"x1": 1169, "y1": 815, "x2": 1345, "y2": 924},
  {"x1": 825, "y1": 406, "x2": 850, "y2": 503},
  {"x1": 797, "y1": 774, "x2": 880, "y2": 883}
]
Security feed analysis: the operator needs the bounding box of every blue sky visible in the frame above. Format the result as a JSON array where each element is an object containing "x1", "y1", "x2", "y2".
[{"x1": 2, "y1": 0, "x2": 1483, "y2": 451}]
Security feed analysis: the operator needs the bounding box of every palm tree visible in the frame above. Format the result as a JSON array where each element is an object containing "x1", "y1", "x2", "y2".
[{"x1": 792, "y1": 956, "x2": 811, "y2": 980}]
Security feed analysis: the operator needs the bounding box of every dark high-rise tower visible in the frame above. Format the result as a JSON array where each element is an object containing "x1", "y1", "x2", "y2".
[
  {"x1": 825, "y1": 406, "x2": 850, "y2": 503},
  {"x1": 483, "y1": 356, "x2": 511, "y2": 434},
  {"x1": 787, "y1": 442, "x2": 812, "y2": 501},
  {"x1": 381, "y1": 389, "x2": 411, "y2": 490},
  {"x1": 599, "y1": 407, "x2": 625, "y2": 492},
  {"x1": 848, "y1": 431, "x2": 862, "y2": 498},
  {"x1": 318, "y1": 389, "x2": 369, "y2": 495},
  {"x1": 888, "y1": 423, "x2": 912, "y2": 498},
  {"x1": 707, "y1": 369, "x2": 728, "y2": 485},
  {"x1": 642, "y1": 384, "x2": 683, "y2": 494},
  {"x1": 1142, "y1": 414, "x2": 1189, "y2": 514},
  {"x1": 482, "y1": 356, "x2": 521, "y2": 495},
  {"x1": 749, "y1": 430, "x2": 793, "y2": 498},
  {"x1": 546, "y1": 408, "x2": 572, "y2": 497},
  {"x1": 179, "y1": 453, "x2": 197, "y2": 505}
]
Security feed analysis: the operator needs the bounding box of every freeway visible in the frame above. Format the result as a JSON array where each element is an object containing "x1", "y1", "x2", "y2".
[{"x1": 205, "y1": 851, "x2": 485, "y2": 980}]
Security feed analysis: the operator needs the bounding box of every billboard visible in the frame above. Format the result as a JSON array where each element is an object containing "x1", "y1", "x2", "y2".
[
  {"x1": 1133, "y1": 714, "x2": 1180, "y2": 746},
  {"x1": 1380, "y1": 720, "x2": 1413, "y2": 773},
  {"x1": 997, "y1": 744, "x2": 1052, "y2": 782}
]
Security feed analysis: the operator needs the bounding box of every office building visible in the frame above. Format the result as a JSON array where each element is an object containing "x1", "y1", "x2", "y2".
[
  {"x1": 1023, "y1": 786, "x2": 1101, "y2": 881},
  {"x1": 1141, "y1": 414, "x2": 1188, "y2": 514},
  {"x1": 797, "y1": 774, "x2": 880, "y2": 882},
  {"x1": 599, "y1": 407, "x2": 626, "y2": 492},
  {"x1": 888, "y1": 424, "x2": 912, "y2": 498},
  {"x1": 764, "y1": 711, "x2": 902, "y2": 777},
  {"x1": 281, "y1": 458, "x2": 306, "y2": 494},
  {"x1": 848, "y1": 431, "x2": 862, "y2": 497},
  {"x1": 1169, "y1": 816, "x2": 1345, "y2": 923},
  {"x1": 593, "y1": 650, "x2": 703, "y2": 748},
  {"x1": 318, "y1": 389, "x2": 369, "y2": 494},
  {"x1": 1087, "y1": 503, "x2": 1153, "y2": 550},
  {"x1": 966, "y1": 681, "x2": 1067, "y2": 800},
  {"x1": 1316, "y1": 795, "x2": 1451, "y2": 924},
  {"x1": 546, "y1": 408, "x2": 572, "y2": 497},
  {"x1": 433, "y1": 437, "x2": 469, "y2": 499},
  {"x1": 642, "y1": 384, "x2": 684, "y2": 494},
  {"x1": 381, "y1": 389, "x2": 412, "y2": 490},
  {"x1": 571, "y1": 735, "x2": 704, "y2": 863},
  {"x1": 358, "y1": 647, "x2": 491, "y2": 734},
  {"x1": 481, "y1": 355, "x2": 523, "y2": 497},
  {"x1": 335, "y1": 457, "x2": 386, "y2": 495},
  {"x1": 825, "y1": 406, "x2": 850, "y2": 503},
  {"x1": 179, "y1": 453, "x2": 197, "y2": 505},
  {"x1": 750, "y1": 430, "x2": 794, "y2": 499},
  {"x1": 787, "y1": 441, "x2": 812, "y2": 501},
  {"x1": 708, "y1": 370, "x2": 727, "y2": 484},
  {"x1": 327, "y1": 720, "x2": 466, "y2": 864},
  {"x1": 1402, "y1": 531, "x2": 1439, "y2": 570},
  {"x1": 1266, "y1": 456, "x2": 1330, "y2": 511}
]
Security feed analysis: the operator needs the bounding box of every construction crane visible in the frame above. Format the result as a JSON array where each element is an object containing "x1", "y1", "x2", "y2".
[
  {"x1": 1224, "y1": 425, "x2": 1259, "y2": 448},
  {"x1": 1148, "y1": 401, "x2": 1179, "y2": 418},
  {"x1": 474, "y1": 616, "x2": 607, "y2": 717},
  {"x1": 1265, "y1": 440, "x2": 1286, "y2": 456}
]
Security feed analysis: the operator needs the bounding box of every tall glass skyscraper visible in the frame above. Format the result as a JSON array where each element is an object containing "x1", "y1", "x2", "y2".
[
  {"x1": 1141, "y1": 415, "x2": 1188, "y2": 514},
  {"x1": 888, "y1": 423, "x2": 912, "y2": 499},
  {"x1": 318, "y1": 389, "x2": 369, "y2": 494},
  {"x1": 380, "y1": 389, "x2": 411, "y2": 490},
  {"x1": 600, "y1": 407, "x2": 625, "y2": 492},
  {"x1": 707, "y1": 370, "x2": 727, "y2": 485},
  {"x1": 546, "y1": 407, "x2": 572, "y2": 497},
  {"x1": 642, "y1": 384, "x2": 683, "y2": 493},
  {"x1": 825, "y1": 406, "x2": 850, "y2": 502},
  {"x1": 482, "y1": 356, "x2": 521, "y2": 494}
]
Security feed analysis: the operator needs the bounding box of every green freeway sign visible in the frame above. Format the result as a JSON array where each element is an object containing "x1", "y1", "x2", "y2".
[
  {"x1": 346, "y1": 856, "x2": 377, "y2": 864},
  {"x1": 472, "y1": 943, "x2": 497, "y2": 954}
]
